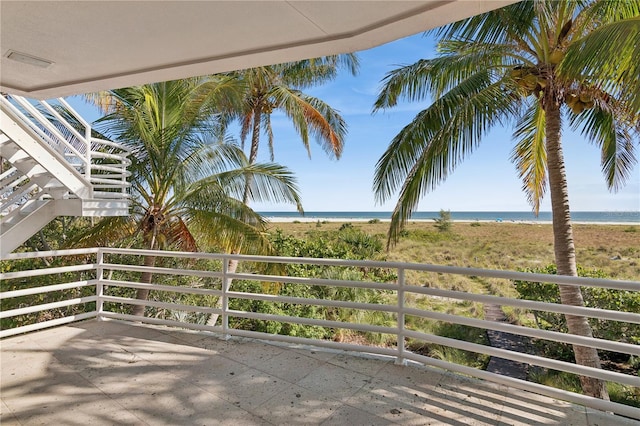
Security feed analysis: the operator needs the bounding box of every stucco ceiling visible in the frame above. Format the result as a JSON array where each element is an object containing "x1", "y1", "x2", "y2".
[{"x1": 1, "y1": 1, "x2": 516, "y2": 99}]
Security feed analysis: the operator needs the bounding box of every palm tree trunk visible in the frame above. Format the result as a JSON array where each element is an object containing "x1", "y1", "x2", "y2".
[
  {"x1": 208, "y1": 107, "x2": 262, "y2": 327},
  {"x1": 131, "y1": 254, "x2": 157, "y2": 316},
  {"x1": 545, "y1": 100, "x2": 609, "y2": 400}
]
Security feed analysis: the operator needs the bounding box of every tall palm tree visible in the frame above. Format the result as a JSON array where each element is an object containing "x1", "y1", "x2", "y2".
[
  {"x1": 224, "y1": 55, "x2": 359, "y2": 166},
  {"x1": 78, "y1": 78, "x2": 302, "y2": 316},
  {"x1": 372, "y1": 1, "x2": 639, "y2": 399},
  {"x1": 211, "y1": 56, "x2": 358, "y2": 311}
]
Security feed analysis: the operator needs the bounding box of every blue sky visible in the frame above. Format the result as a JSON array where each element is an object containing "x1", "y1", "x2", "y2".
[{"x1": 70, "y1": 32, "x2": 639, "y2": 213}]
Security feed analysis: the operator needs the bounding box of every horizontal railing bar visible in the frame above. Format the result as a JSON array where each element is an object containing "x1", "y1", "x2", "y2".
[
  {"x1": 0, "y1": 296, "x2": 97, "y2": 319},
  {"x1": 100, "y1": 248, "x2": 230, "y2": 261},
  {"x1": 0, "y1": 312, "x2": 97, "y2": 339},
  {"x1": 0, "y1": 264, "x2": 95, "y2": 280},
  {"x1": 403, "y1": 329, "x2": 640, "y2": 387},
  {"x1": 89, "y1": 151, "x2": 131, "y2": 161},
  {"x1": 228, "y1": 309, "x2": 398, "y2": 335},
  {"x1": 227, "y1": 291, "x2": 399, "y2": 313},
  {"x1": 101, "y1": 296, "x2": 221, "y2": 315},
  {"x1": 228, "y1": 328, "x2": 399, "y2": 358},
  {"x1": 99, "y1": 312, "x2": 222, "y2": 334},
  {"x1": 100, "y1": 263, "x2": 223, "y2": 279},
  {"x1": 407, "y1": 286, "x2": 640, "y2": 324},
  {"x1": 91, "y1": 137, "x2": 132, "y2": 153},
  {"x1": 0, "y1": 280, "x2": 95, "y2": 299},
  {"x1": 102, "y1": 280, "x2": 223, "y2": 297},
  {"x1": 231, "y1": 272, "x2": 399, "y2": 292},
  {"x1": 90, "y1": 164, "x2": 131, "y2": 173},
  {"x1": 97, "y1": 248, "x2": 640, "y2": 291},
  {"x1": 1, "y1": 248, "x2": 99, "y2": 260},
  {"x1": 402, "y1": 351, "x2": 640, "y2": 421},
  {"x1": 405, "y1": 307, "x2": 640, "y2": 356},
  {"x1": 228, "y1": 255, "x2": 640, "y2": 291}
]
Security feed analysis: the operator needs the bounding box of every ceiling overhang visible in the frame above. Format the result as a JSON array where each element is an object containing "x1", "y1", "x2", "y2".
[{"x1": 1, "y1": 1, "x2": 517, "y2": 99}]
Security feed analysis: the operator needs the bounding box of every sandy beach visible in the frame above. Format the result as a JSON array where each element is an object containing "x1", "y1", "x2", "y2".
[{"x1": 264, "y1": 216, "x2": 636, "y2": 226}]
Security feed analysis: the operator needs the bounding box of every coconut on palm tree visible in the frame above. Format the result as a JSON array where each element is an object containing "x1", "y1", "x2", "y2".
[
  {"x1": 372, "y1": 0, "x2": 639, "y2": 399},
  {"x1": 76, "y1": 78, "x2": 302, "y2": 316}
]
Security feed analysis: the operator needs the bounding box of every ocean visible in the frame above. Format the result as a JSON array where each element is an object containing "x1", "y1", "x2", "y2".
[{"x1": 259, "y1": 211, "x2": 640, "y2": 224}]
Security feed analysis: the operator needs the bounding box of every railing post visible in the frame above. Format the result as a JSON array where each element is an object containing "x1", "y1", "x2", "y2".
[
  {"x1": 84, "y1": 125, "x2": 92, "y2": 181},
  {"x1": 96, "y1": 249, "x2": 104, "y2": 320},
  {"x1": 395, "y1": 267, "x2": 407, "y2": 366},
  {"x1": 222, "y1": 257, "x2": 230, "y2": 340}
]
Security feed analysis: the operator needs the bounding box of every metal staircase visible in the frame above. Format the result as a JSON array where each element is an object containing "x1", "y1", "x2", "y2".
[{"x1": 0, "y1": 95, "x2": 131, "y2": 257}]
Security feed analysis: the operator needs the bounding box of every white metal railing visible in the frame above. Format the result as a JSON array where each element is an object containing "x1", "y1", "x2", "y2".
[
  {"x1": 0, "y1": 247, "x2": 639, "y2": 420},
  {"x1": 0, "y1": 94, "x2": 131, "y2": 202}
]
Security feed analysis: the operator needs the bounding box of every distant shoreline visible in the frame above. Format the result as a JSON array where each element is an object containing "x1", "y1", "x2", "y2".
[
  {"x1": 264, "y1": 217, "x2": 637, "y2": 226},
  {"x1": 258, "y1": 211, "x2": 639, "y2": 225}
]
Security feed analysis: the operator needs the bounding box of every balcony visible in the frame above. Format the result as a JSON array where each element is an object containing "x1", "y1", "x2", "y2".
[{"x1": 1, "y1": 248, "x2": 639, "y2": 424}]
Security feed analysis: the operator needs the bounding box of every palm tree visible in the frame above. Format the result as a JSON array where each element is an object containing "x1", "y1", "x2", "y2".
[
  {"x1": 209, "y1": 56, "x2": 359, "y2": 315},
  {"x1": 78, "y1": 78, "x2": 302, "y2": 316},
  {"x1": 372, "y1": 1, "x2": 639, "y2": 399},
  {"x1": 223, "y1": 55, "x2": 359, "y2": 166}
]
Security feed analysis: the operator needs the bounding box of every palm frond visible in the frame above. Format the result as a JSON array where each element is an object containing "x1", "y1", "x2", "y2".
[
  {"x1": 374, "y1": 41, "x2": 521, "y2": 112},
  {"x1": 185, "y1": 198, "x2": 271, "y2": 255},
  {"x1": 375, "y1": 73, "x2": 520, "y2": 247},
  {"x1": 560, "y1": 17, "x2": 640, "y2": 111},
  {"x1": 64, "y1": 216, "x2": 138, "y2": 248},
  {"x1": 374, "y1": 71, "x2": 517, "y2": 203},
  {"x1": 435, "y1": 1, "x2": 536, "y2": 46},
  {"x1": 274, "y1": 86, "x2": 346, "y2": 159},
  {"x1": 280, "y1": 54, "x2": 360, "y2": 88},
  {"x1": 569, "y1": 100, "x2": 638, "y2": 191},
  {"x1": 511, "y1": 103, "x2": 548, "y2": 213}
]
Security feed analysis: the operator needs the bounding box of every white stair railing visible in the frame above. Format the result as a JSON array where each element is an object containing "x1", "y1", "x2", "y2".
[{"x1": 0, "y1": 94, "x2": 131, "y2": 200}]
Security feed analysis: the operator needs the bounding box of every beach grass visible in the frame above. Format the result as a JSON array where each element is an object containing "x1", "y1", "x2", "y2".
[{"x1": 266, "y1": 221, "x2": 639, "y2": 282}]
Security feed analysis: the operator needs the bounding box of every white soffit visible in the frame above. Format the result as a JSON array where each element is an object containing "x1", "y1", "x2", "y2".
[{"x1": 0, "y1": 1, "x2": 517, "y2": 99}]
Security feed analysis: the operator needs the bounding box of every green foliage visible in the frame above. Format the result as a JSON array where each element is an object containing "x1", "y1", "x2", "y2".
[
  {"x1": 339, "y1": 222, "x2": 354, "y2": 231},
  {"x1": 514, "y1": 263, "x2": 640, "y2": 372},
  {"x1": 402, "y1": 228, "x2": 459, "y2": 244},
  {"x1": 609, "y1": 383, "x2": 640, "y2": 409},
  {"x1": 529, "y1": 370, "x2": 582, "y2": 394},
  {"x1": 406, "y1": 321, "x2": 490, "y2": 370},
  {"x1": 228, "y1": 280, "x2": 329, "y2": 339},
  {"x1": 433, "y1": 209, "x2": 452, "y2": 232},
  {"x1": 1, "y1": 254, "x2": 98, "y2": 330},
  {"x1": 368, "y1": 218, "x2": 381, "y2": 224},
  {"x1": 240, "y1": 228, "x2": 398, "y2": 342}
]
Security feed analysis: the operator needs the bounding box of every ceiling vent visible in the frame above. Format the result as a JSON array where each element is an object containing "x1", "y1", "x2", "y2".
[{"x1": 5, "y1": 50, "x2": 54, "y2": 68}]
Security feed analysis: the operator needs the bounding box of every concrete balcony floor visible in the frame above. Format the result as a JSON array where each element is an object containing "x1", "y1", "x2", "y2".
[{"x1": 1, "y1": 320, "x2": 634, "y2": 425}]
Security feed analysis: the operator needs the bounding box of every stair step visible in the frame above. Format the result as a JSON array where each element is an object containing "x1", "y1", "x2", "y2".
[{"x1": 2, "y1": 148, "x2": 30, "y2": 164}]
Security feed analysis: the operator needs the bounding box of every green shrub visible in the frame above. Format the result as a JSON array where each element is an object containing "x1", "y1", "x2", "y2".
[
  {"x1": 514, "y1": 264, "x2": 640, "y2": 345},
  {"x1": 433, "y1": 209, "x2": 452, "y2": 232}
]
